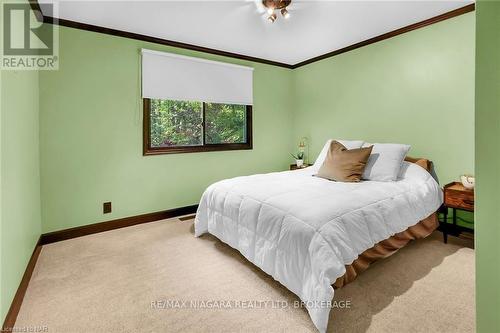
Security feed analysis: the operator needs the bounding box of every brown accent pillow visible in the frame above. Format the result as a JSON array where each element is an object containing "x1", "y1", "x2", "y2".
[{"x1": 316, "y1": 141, "x2": 373, "y2": 182}]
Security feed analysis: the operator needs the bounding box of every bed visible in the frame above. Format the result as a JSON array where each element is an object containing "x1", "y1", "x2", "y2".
[{"x1": 194, "y1": 153, "x2": 442, "y2": 332}]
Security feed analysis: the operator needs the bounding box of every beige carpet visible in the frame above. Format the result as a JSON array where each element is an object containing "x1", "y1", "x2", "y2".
[{"x1": 15, "y1": 217, "x2": 474, "y2": 333}]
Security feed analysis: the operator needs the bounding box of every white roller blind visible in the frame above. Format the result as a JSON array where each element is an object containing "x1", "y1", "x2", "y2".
[{"x1": 141, "y1": 49, "x2": 253, "y2": 105}]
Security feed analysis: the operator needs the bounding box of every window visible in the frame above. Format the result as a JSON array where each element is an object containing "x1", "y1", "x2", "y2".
[
  {"x1": 141, "y1": 49, "x2": 253, "y2": 155},
  {"x1": 143, "y1": 98, "x2": 252, "y2": 155}
]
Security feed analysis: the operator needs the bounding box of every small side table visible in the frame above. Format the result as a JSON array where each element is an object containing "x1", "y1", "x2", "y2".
[
  {"x1": 290, "y1": 164, "x2": 312, "y2": 170},
  {"x1": 442, "y1": 182, "x2": 474, "y2": 243}
]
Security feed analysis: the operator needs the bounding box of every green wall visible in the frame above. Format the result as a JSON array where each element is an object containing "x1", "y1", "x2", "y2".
[
  {"x1": 0, "y1": 47, "x2": 3, "y2": 323},
  {"x1": 0, "y1": 62, "x2": 2, "y2": 323},
  {"x1": 292, "y1": 13, "x2": 475, "y2": 187},
  {"x1": 41, "y1": 14, "x2": 476, "y2": 234},
  {"x1": 0, "y1": 0, "x2": 42, "y2": 322},
  {"x1": 475, "y1": 1, "x2": 500, "y2": 332},
  {"x1": 0, "y1": 60, "x2": 42, "y2": 324},
  {"x1": 39, "y1": 26, "x2": 294, "y2": 233}
]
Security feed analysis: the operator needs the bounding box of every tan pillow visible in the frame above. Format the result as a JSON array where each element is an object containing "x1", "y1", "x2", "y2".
[{"x1": 316, "y1": 141, "x2": 373, "y2": 182}]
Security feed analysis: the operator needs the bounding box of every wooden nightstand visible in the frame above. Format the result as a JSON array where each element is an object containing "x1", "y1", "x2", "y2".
[
  {"x1": 290, "y1": 164, "x2": 312, "y2": 170},
  {"x1": 441, "y1": 182, "x2": 474, "y2": 243}
]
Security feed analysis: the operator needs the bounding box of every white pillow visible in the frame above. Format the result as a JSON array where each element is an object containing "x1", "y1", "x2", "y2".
[
  {"x1": 361, "y1": 143, "x2": 411, "y2": 181},
  {"x1": 313, "y1": 139, "x2": 364, "y2": 167}
]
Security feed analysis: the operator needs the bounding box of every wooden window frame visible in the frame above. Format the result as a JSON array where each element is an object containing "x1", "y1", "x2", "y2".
[{"x1": 143, "y1": 98, "x2": 253, "y2": 155}]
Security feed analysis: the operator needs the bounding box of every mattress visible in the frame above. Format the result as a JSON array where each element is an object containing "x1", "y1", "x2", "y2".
[{"x1": 194, "y1": 161, "x2": 443, "y2": 332}]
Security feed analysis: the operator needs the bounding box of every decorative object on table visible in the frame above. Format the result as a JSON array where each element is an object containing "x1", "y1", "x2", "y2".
[
  {"x1": 441, "y1": 181, "x2": 474, "y2": 243},
  {"x1": 299, "y1": 136, "x2": 309, "y2": 164},
  {"x1": 460, "y1": 174, "x2": 475, "y2": 189},
  {"x1": 289, "y1": 137, "x2": 309, "y2": 170},
  {"x1": 290, "y1": 151, "x2": 304, "y2": 167}
]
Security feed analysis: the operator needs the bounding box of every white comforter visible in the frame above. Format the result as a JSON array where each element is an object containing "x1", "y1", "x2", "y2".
[{"x1": 194, "y1": 162, "x2": 442, "y2": 332}]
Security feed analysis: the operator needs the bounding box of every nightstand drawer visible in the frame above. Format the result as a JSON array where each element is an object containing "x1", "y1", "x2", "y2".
[
  {"x1": 444, "y1": 191, "x2": 474, "y2": 211},
  {"x1": 442, "y1": 181, "x2": 474, "y2": 243}
]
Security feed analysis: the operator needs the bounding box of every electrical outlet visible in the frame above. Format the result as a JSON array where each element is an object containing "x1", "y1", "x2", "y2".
[{"x1": 103, "y1": 202, "x2": 112, "y2": 214}]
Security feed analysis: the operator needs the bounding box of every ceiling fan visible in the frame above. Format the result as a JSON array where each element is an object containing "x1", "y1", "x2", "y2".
[{"x1": 261, "y1": 0, "x2": 291, "y2": 23}]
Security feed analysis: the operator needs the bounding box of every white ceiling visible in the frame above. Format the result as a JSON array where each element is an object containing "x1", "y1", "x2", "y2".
[{"x1": 39, "y1": 0, "x2": 474, "y2": 65}]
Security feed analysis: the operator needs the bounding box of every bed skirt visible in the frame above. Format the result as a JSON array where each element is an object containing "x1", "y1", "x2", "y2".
[{"x1": 333, "y1": 212, "x2": 439, "y2": 289}]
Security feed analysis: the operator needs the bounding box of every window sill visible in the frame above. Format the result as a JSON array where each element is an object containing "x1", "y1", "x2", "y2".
[{"x1": 143, "y1": 143, "x2": 253, "y2": 156}]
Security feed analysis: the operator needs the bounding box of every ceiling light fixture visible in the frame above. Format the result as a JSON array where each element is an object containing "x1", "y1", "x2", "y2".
[
  {"x1": 281, "y1": 8, "x2": 290, "y2": 19},
  {"x1": 268, "y1": 13, "x2": 277, "y2": 23},
  {"x1": 262, "y1": 0, "x2": 291, "y2": 23}
]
